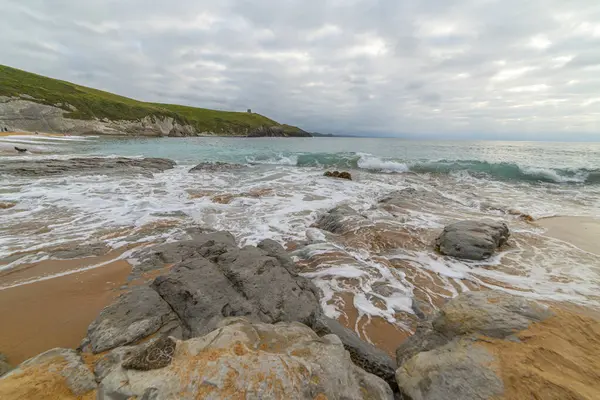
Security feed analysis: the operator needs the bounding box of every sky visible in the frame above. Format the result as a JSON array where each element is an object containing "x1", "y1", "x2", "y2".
[{"x1": 1, "y1": 0, "x2": 600, "y2": 140}]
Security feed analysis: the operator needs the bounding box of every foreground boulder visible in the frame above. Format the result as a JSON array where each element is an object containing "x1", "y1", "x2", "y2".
[
  {"x1": 0, "y1": 157, "x2": 176, "y2": 177},
  {"x1": 98, "y1": 317, "x2": 393, "y2": 399},
  {"x1": 395, "y1": 291, "x2": 600, "y2": 400},
  {"x1": 435, "y1": 220, "x2": 509, "y2": 260}
]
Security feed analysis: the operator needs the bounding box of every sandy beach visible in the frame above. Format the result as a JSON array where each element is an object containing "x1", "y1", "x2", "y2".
[
  {"x1": 0, "y1": 255, "x2": 131, "y2": 364},
  {"x1": 0, "y1": 131, "x2": 63, "y2": 137},
  {"x1": 537, "y1": 216, "x2": 600, "y2": 256}
]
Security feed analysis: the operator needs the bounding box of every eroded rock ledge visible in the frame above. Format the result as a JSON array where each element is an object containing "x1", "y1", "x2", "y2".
[{"x1": 0, "y1": 157, "x2": 176, "y2": 177}]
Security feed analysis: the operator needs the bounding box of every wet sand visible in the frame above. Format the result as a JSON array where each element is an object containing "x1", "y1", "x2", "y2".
[
  {"x1": 537, "y1": 216, "x2": 600, "y2": 256},
  {"x1": 0, "y1": 131, "x2": 63, "y2": 137},
  {"x1": 0, "y1": 258, "x2": 131, "y2": 364}
]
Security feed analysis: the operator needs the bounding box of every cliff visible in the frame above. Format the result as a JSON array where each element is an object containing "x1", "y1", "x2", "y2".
[{"x1": 0, "y1": 65, "x2": 308, "y2": 137}]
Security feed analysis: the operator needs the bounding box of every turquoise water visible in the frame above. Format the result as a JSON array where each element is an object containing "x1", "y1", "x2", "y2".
[{"x1": 75, "y1": 137, "x2": 600, "y2": 184}]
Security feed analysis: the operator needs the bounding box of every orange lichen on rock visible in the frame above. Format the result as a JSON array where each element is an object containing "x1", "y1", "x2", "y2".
[{"x1": 0, "y1": 356, "x2": 96, "y2": 400}]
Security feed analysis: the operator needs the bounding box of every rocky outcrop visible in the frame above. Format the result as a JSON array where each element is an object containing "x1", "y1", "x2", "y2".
[
  {"x1": 0, "y1": 96, "x2": 196, "y2": 136},
  {"x1": 248, "y1": 125, "x2": 311, "y2": 137},
  {"x1": 97, "y1": 317, "x2": 392, "y2": 399},
  {"x1": 0, "y1": 157, "x2": 176, "y2": 177},
  {"x1": 188, "y1": 162, "x2": 244, "y2": 173},
  {"x1": 435, "y1": 220, "x2": 510, "y2": 260},
  {"x1": 324, "y1": 170, "x2": 353, "y2": 180},
  {"x1": 83, "y1": 231, "x2": 402, "y2": 394},
  {"x1": 395, "y1": 291, "x2": 600, "y2": 400}
]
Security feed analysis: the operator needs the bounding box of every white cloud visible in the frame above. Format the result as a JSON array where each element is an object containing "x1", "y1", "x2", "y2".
[
  {"x1": 528, "y1": 34, "x2": 552, "y2": 50},
  {"x1": 491, "y1": 67, "x2": 537, "y2": 82},
  {"x1": 1, "y1": 0, "x2": 599, "y2": 138},
  {"x1": 507, "y1": 84, "x2": 550, "y2": 92}
]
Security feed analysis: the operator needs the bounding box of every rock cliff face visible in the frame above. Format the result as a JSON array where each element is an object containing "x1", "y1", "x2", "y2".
[{"x1": 0, "y1": 96, "x2": 196, "y2": 137}]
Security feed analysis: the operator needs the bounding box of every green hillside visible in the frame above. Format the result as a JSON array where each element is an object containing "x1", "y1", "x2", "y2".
[{"x1": 0, "y1": 64, "x2": 306, "y2": 136}]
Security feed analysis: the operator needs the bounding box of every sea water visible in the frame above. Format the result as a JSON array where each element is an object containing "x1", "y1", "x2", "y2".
[{"x1": 1, "y1": 136, "x2": 599, "y2": 324}]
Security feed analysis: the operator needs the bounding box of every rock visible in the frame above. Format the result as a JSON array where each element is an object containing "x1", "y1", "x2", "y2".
[
  {"x1": 0, "y1": 157, "x2": 176, "y2": 177},
  {"x1": 315, "y1": 205, "x2": 369, "y2": 234},
  {"x1": 98, "y1": 317, "x2": 393, "y2": 399},
  {"x1": 122, "y1": 337, "x2": 176, "y2": 371},
  {"x1": 0, "y1": 353, "x2": 11, "y2": 377},
  {"x1": 188, "y1": 162, "x2": 244, "y2": 173},
  {"x1": 435, "y1": 219, "x2": 510, "y2": 260},
  {"x1": 394, "y1": 291, "x2": 584, "y2": 400},
  {"x1": 50, "y1": 241, "x2": 110, "y2": 259},
  {"x1": 130, "y1": 231, "x2": 237, "y2": 275},
  {"x1": 85, "y1": 285, "x2": 182, "y2": 353},
  {"x1": 313, "y1": 315, "x2": 398, "y2": 393},
  {"x1": 432, "y1": 290, "x2": 552, "y2": 339},
  {"x1": 151, "y1": 232, "x2": 320, "y2": 338},
  {"x1": 0, "y1": 348, "x2": 96, "y2": 398},
  {"x1": 396, "y1": 339, "x2": 504, "y2": 400},
  {"x1": 324, "y1": 170, "x2": 352, "y2": 180}
]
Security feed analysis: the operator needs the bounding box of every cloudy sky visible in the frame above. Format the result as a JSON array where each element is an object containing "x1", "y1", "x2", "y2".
[{"x1": 2, "y1": 0, "x2": 600, "y2": 139}]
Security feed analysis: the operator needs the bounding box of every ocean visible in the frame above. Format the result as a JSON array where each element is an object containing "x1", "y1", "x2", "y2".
[{"x1": 1, "y1": 135, "x2": 600, "y2": 347}]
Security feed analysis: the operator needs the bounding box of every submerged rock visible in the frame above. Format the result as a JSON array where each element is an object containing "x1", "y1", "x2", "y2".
[
  {"x1": 98, "y1": 317, "x2": 393, "y2": 400},
  {"x1": 393, "y1": 291, "x2": 600, "y2": 400},
  {"x1": 188, "y1": 162, "x2": 244, "y2": 173},
  {"x1": 0, "y1": 157, "x2": 176, "y2": 177},
  {"x1": 324, "y1": 170, "x2": 353, "y2": 180},
  {"x1": 0, "y1": 353, "x2": 11, "y2": 377},
  {"x1": 315, "y1": 205, "x2": 369, "y2": 234},
  {"x1": 435, "y1": 219, "x2": 510, "y2": 260}
]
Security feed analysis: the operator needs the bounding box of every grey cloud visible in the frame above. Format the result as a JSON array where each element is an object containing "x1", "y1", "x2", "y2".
[{"x1": 1, "y1": 0, "x2": 600, "y2": 138}]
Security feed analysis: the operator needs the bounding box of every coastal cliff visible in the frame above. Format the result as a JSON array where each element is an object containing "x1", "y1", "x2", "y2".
[{"x1": 0, "y1": 65, "x2": 310, "y2": 137}]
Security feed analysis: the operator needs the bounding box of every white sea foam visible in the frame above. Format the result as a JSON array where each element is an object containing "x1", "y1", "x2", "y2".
[{"x1": 357, "y1": 153, "x2": 410, "y2": 173}]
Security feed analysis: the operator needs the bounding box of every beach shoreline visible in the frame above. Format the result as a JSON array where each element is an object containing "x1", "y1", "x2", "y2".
[{"x1": 536, "y1": 216, "x2": 600, "y2": 256}]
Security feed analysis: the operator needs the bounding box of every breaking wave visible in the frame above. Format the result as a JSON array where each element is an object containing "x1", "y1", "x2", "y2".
[{"x1": 245, "y1": 152, "x2": 600, "y2": 184}]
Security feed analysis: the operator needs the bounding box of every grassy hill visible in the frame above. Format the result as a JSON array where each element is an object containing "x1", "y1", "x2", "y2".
[{"x1": 0, "y1": 64, "x2": 306, "y2": 136}]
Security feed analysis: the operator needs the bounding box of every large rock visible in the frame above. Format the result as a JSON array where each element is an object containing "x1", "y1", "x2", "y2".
[
  {"x1": 85, "y1": 285, "x2": 182, "y2": 353},
  {"x1": 435, "y1": 220, "x2": 510, "y2": 260},
  {"x1": 0, "y1": 348, "x2": 96, "y2": 398},
  {"x1": 0, "y1": 157, "x2": 176, "y2": 177},
  {"x1": 393, "y1": 291, "x2": 600, "y2": 400},
  {"x1": 151, "y1": 232, "x2": 320, "y2": 338},
  {"x1": 397, "y1": 339, "x2": 504, "y2": 400},
  {"x1": 98, "y1": 317, "x2": 393, "y2": 400}
]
